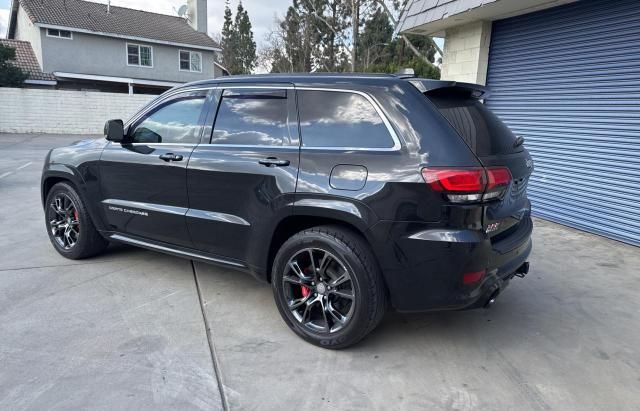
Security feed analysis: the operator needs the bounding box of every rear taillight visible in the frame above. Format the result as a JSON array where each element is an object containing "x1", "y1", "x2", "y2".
[
  {"x1": 484, "y1": 167, "x2": 512, "y2": 201},
  {"x1": 421, "y1": 167, "x2": 512, "y2": 203}
]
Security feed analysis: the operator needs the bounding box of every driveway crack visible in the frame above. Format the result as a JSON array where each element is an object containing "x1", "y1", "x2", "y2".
[{"x1": 191, "y1": 260, "x2": 229, "y2": 411}]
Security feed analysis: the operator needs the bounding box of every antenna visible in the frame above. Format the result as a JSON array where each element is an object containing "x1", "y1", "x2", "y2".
[
  {"x1": 176, "y1": 4, "x2": 189, "y2": 18},
  {"x1": 107, "y1": 0, "x2": 111, "y2": 14}
]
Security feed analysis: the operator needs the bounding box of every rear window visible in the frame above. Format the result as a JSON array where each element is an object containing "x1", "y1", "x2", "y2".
[{"x1": 427, "y1": 89, "x2": 519, "y2": 157}]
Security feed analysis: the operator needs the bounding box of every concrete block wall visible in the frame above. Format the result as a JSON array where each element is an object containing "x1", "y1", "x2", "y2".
[
  {"x1": 0, "y1": 88, "x2": 154, "y2": 134},
  {"x1": 440, "y1": 21, "x2": 492, "y2": 85}
]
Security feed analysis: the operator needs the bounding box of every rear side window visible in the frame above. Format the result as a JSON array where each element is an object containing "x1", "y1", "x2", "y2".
[
  {"x1": 211, "y1": 89, "x2": 290, "y2": 146},
  {"x1": 297, "y1": 90, "x2": 395, "y2": 149},
  {"x1": 428, "y1": 90, "x2": 519, "y2": 156}
]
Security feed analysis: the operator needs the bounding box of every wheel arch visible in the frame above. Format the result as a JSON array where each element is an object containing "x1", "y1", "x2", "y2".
[
  {"x1": 264, "y1": 213, "x2": 377, "y2": 284},
  {"x1": 41, "y1": 171, "x2": 83, "y2": 207},
  {"x1": 41, "y1": 169, "x2": 108, "y2": 233}
]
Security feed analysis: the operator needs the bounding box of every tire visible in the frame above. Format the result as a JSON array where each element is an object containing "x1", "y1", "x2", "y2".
[
  {"x1": 45, "y1": 182, "x2": 108, "y2": 260},
  {"x1": 271, "y1": 225, "x2": 387, "y2": 349}
]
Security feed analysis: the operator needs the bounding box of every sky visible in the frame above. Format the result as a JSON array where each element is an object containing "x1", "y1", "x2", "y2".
[{"x1": 0, "y1": 0, "x2": 291, "y2": 42}]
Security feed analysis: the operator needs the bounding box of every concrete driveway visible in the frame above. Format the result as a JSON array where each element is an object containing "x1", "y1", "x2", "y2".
[{"x1": 1, "y1": 134, "x2": 639, "y2": 410}]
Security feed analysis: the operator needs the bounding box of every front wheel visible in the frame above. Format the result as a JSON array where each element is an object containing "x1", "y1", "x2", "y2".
[
  {"x1": 45, "y1": 182, "x2": 108, "y2": 259},
  {"x1": 271, "y1": 226, "x2": 386, "y2": 349}
]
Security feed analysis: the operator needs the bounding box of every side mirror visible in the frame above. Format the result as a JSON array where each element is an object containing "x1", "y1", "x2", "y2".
[{"x1": 104, "y1": 119, "x2": 124, "y2": 142}]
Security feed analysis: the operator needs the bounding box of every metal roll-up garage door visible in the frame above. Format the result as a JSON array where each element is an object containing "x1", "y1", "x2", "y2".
[{"x1": 485, "y1": 0, "x2": 640, "y2": 246}]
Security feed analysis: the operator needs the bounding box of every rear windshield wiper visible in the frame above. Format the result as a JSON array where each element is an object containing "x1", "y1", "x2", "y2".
[{"x1": 514, "y1": 136, "x2": 525, "y2": 148}]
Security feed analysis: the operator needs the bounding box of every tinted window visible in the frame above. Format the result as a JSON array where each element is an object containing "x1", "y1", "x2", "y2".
[
  {"x1": 211, "y1": 89, "x2": 290, "y2": 146},
  {"x1": 428, "y1": 90, "x2": 519, "y2": 156},
  {"x1": 130, "y1": 97, "x2": 205, "y2": 144},
  {"x1": 298, "y1": 90, "x2": 394, "y2": 148}
]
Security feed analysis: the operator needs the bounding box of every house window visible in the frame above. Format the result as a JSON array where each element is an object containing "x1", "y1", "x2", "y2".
[
  {"x1": 179, "y1": 50, "x2": 202, "y2": 73},
  {"x1": 127, "y1": 44, "x2": 153, "y2": 67},
  {"x1": 47, "y1": 29, "x2": 72, "y2": 39}
]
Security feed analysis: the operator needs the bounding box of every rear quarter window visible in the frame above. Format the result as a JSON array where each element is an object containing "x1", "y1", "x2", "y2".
[{"x1": 297, "y1": 90, "x2": 395, "y2": 149}]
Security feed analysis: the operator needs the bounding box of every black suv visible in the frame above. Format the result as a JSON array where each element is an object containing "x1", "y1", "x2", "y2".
[{"x1": 42, "y1": 74, "x2": 533, "y2": 348}]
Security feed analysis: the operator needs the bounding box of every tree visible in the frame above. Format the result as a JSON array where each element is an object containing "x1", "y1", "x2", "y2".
[
  {"x1": 281, "y1": 5, "x2": 309, "y2": 72},
  {"x1": 349, "y1": 0, "x2": 360, "y2": 71},
  {"x1": 234, "y1": 2, "x2": 257, "y2": 74},
  {"x1": 268, "y1": 48, "x2": 292, "y2": 73},
  {"x1": 0, "y1": 44, "x2": 28, "y2": 87},
  {"x1": 220, "y1": 1, "x2": 238, "y2": 72},
  {"x1": 259, "y1": 0, "x2": 440, "y2": 78},
  {"x1": 359, "y1": 7, "x2": 393, "y2": 69},
  {"x1": 258, "y1": 23, "x2": 294, "y2": 73},
  {"x1": 219, "y1": 1, "x2": 257, "y2": 74},
  {"x1": 353, "y1": 2, "x2": 439, "y2": 78}
]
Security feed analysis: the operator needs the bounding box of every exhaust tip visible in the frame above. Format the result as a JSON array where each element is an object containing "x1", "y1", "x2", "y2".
[
  {"x1": 514, "y1": 262, "x2": 530, "y2": 278},
  {"x1": 484, "y1": 289, "x2": 500, "y2": 309}
]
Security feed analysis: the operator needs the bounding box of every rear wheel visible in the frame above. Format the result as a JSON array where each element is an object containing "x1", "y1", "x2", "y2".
[
  {"x1": 45, "y1": 182, "x2": 108, "y2": 259},
  {"x1": 271, "y1": 226, "x2": 386, "y2": 349}
]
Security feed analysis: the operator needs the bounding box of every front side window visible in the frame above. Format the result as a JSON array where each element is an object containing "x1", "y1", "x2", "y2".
[
  {"x1": 297, "y1": 90, "x2": 394, "y2": 149},
  {"x1": 130, "y1": 96, "x2": 206, "y2": 144},
  {"x1": 180, "y1": 50, "x2": 202, "y2": 72},
  {"x1": 127, "y1": 44, "x2": 153, "y2": 67},
  {"x1": 47, "y1": 29, "x2": 72, "y2": 39},
  {"x1": 211, "y1": 89, "x2": 290, "y2": 146}
]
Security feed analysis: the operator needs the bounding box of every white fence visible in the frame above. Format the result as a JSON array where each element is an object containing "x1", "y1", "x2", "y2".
[{"x1": 0, "y1": 88, "x2": 155, "y2": 134}]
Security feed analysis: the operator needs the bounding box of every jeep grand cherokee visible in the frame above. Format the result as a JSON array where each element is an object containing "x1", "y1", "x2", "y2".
[{"x1": 41, "y1": 74, "x2": 533, "y2": 348}]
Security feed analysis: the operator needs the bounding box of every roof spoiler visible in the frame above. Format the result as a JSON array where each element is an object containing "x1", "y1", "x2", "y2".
[{"x1": 409, "y1": 79, "x2": 490, "y2": 99}]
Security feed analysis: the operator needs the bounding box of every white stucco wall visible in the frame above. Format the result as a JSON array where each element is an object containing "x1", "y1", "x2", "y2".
[
  {"x1": 440, "y1": 21, "x2": 492, "y2": 85},
  {"x1": 0, "y1": 88, "x2": 154, "y2": 134},
  {"x1": 14, "y1": 5, "x2": 43, "y2": 67}
]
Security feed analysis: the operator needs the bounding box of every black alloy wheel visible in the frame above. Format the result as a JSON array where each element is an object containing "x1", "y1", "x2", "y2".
[
  {"x1": 272, "y1": 226, "x2": 387, "y2": 349},
  {"x1": 48, "y1": 192, "x2": 80, "y2": 250},
  {"x1": 283, "y1": 248, "x2": 356, "y2": 333},
  {"x1": 45, "y1": 182, "x2": 108, "y2": 259}
]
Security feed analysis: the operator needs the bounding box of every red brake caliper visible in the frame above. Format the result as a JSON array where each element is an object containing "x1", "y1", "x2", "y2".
[
  {"x1": 74, "y1": 209, "x2": 79, "y2": 226},
  {"x1": 301, "y1": 267, "x2": 311, "y2": 298},
  {"x1": 301, "y1": 285, "x2": 311, "y2": 298}
]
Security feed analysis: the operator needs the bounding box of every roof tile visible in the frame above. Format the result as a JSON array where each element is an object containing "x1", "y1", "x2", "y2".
[
  {"x1": 19, "y1": 0, "x2": 218, "y2": 49},
  {"x1": 0, "y1": 39, "x2": 56, "y2": 81}
]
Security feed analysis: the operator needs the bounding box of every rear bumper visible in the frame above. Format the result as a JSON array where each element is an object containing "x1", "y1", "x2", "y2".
[{"x1": 366, "y1": 216, "x2": 533, "y2": 312}]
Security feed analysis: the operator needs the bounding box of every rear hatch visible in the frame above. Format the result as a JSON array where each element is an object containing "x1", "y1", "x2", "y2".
[{"x1": 422, "y1": 84, "x2": 534, "y2": 241}]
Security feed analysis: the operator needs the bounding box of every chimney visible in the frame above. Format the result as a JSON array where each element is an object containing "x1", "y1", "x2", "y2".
[{"x1": 187, "y1": 0, "x2": 208, "y2": 33}]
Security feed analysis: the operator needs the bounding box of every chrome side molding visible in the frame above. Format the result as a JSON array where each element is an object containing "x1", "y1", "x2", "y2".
[{"x1": 110, "y1": 234, "x2": 245, "y2": 268}]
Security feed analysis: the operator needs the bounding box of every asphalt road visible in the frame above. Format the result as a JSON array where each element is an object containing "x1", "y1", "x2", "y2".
[{"x1": 1, "y1": 134, "x2": 639, "y2": 410}]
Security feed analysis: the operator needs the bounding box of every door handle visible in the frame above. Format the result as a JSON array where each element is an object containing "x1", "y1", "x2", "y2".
[
  {"x1": 259, "y1": 157, "x2": 290, "y2": 167},
  {"x1": 159, "y1": 153, "x2": 183, "y2": 162}
]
